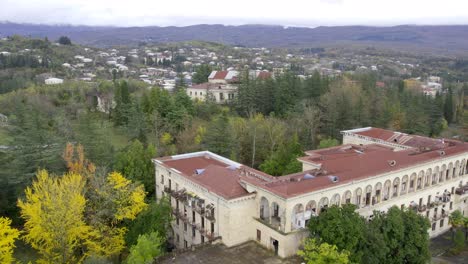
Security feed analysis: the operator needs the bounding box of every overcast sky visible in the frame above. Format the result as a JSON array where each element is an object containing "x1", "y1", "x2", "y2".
[{"x1": 1, "y1": 0, "x2": 467, "y2": 27}]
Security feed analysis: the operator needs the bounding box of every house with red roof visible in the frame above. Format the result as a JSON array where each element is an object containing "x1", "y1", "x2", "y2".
[{"x1": 187, "y1": 70, "x2": 239, "y2": 103}]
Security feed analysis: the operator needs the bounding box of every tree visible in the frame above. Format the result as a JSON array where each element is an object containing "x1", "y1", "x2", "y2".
[
  {"x1": 18, "y1": 170, "x2": 94, "y2": 263},
  {"x1": 318, "y1": 138, "x2": 339, "y2": 149},
  {"x1": 0, "y1": 217, "x2": 20, "y2": 264},
  {"x1": 125, "y1": 232, "x2": 164, "y2": 264},
  {"x1": 85, "y1": 172, "x2": 148, "y2": 257},
  {"x1": 203, "y1": 110, "x2": 233, "y2": 157},
  {"x1": 114, "y1": 140, "x2": 156, "y2": 197},
  {"x1": 298, "y1": 238, "x2": 350, "y2": 264},
  {"x1": 259, "y1": 133, "x2": 302, "y2": 176},
  {"x1": 125, "y1": 198, "x2": 172, "y2": 248},
  {"x1": 58, "y1": 36, "x2": 72, "y2": 45},
  {"x1": 371, "y1": 206, "x2": 430, "y2": 264},
  {"x1": 308, "y1": 204, "x2": 365, "y2": 263},
  {"x1": 192, "y1": 65, "x2": 212, "y2": 84},
  {"x1": 113, "y1": 81, "x2": 132, "y2": 126}
]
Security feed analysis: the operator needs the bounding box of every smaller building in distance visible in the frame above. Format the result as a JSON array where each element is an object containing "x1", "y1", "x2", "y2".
[
  {"x1": 187, "y1": 70, "x2": 239, "y2": 103},
  {"x1": 44, "y1": 77, "x2": 64, "y2": 85}
]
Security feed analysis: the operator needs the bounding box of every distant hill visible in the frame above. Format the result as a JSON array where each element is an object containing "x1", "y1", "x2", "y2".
[{"x1": 1, "y1": 22, "x2": 468, "y2": 54}]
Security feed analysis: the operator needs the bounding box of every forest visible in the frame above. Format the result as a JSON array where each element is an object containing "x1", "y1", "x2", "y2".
[{"x1": 0, "y1": 65, "x2": 467, "y2": 262}]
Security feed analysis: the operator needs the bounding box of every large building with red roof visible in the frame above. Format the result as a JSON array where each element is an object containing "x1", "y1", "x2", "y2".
[{"x1": 153, "y1": 127, "x2": 468, "y2": 257}]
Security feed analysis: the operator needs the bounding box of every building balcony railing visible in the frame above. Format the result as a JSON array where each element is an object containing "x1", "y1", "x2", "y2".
[
  {"x1": 455, "y1": 184, "x2": 468, "y2": 195},
  {"x1": 418, "y1": 205, "x2": 427, "y2": 212},
  {"x1": 164, "y1": 186, "x2": 172, "y2": 194},
  {"x1": 172, "y1": 208, "x2": 180, "y2": 218},
  {"x1": 206, "y1": 232, "x2": 219, "y2": 241}
]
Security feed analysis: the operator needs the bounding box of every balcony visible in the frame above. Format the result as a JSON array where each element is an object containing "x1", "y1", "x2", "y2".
[
  {"x1": 455, "y1": 183, "x2": 468, "y2": 195},
  {"x1": 172, "y1": 209, "x2": 181, "y2": 218},
  {"x1": 164, "y1": 186, "x2": 172, "y2": 194},
  {"x1": 206, "y1": 232, "x2": 219, "y2": 241},
  {"x1": 418, "y1": 205, "x2": 427, "y2": 212}
]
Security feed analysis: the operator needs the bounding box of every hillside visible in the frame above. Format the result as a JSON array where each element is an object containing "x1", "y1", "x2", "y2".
[{"x1": 1, "y1": 23, "x2": 468, "y2": 54}]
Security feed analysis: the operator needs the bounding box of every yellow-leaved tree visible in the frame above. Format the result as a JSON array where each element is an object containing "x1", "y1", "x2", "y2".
[
  {"x1": 0, "y1": 216, "x2": 20, "y2": 264},
  {"x1": 17, "y1": 170, "x2": 95, "y2": 264},
  {"x1": 85, "y1": 172, "x2": 147, "y2": 257},
  {"x1": 18, "y1": 144, "x2": 148, "y2": 262}
]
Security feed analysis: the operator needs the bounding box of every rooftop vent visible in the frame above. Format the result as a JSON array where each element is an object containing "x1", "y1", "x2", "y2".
[
  {"x1": 439, "y1": 150, "x2": 445, "y2": 156},
  {"x1": 195, "y1": 169, "x2": 205, "y2": 175},
  {"x1": 303, "y1": 173, "x2": 315, "y2": 180},
  {"x1": 388, "y1": 160, "x2": 397, "y2": 166},
  {"x1": 227, "y1": 165, "x2": 237, "y2": 171},
  {"x1": 328, "y1": 175, "x2": 339, "y2": 183}
]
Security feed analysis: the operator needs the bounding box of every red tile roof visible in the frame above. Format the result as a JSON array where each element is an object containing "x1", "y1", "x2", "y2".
[
  {"x1": 158, "y1": 155, "x2": 250, "y2": 200},
  {"x1": 257, "y1": 71, "x2": 272, "y2": 80},
  {"x1": 351, "y1": 127, "x2": 445, "y2": 149},
  {"x1": 156, "y1": 129, "x2": 468, "y2": 200},
  {"x1": 210, "y1": 71, "x2": 228, "y2": 80}
]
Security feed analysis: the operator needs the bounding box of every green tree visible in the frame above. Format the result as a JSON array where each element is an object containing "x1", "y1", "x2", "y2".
[
  {"x1": 114, "y1": 140, "x2": 156, "y2": 197},
  {"x1": 298, "y1": 238, "x2": 350, "y2": 264},
  {"x1": 125, "y1": 198, "x2": 172, "y2": 247},
  {"x1": 203, "y1": 110, "x2": 232, "y2": 157},
  {"x1": 318, "y1": 138, "x2": 339, "y2": 149},
  {"x1": 192, "y1": 65, "x2": 212, "y2": 84},
  {"x1": 308, "y1": 204, "x2": 365, "y2": 263},
  {"x1": 113, "y1": 81, "x2": 132, "y2": 126},
  {"x1": 125, "y1": 232, "x2": 164, "y2": 264},
  {"x1": 58, "y1": 36, "x2": 72, "y2": 45},
  {"x1": 259, "y1": 133, "x2": 302, "y2": 176}
]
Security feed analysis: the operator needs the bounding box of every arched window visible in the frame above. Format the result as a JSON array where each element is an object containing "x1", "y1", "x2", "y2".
[
  {"x1": 393, "y1": 178, "x2": 400, "y2": 197},
  {"x1": 259, "y1": 197, "x2": 270, "y2": 220},
  {"x1": 331, "y1": 193, "x2": 341, "y2": 206},
  {"x1": 291, "y1": 203, "x2": 305, "y2": 230}
]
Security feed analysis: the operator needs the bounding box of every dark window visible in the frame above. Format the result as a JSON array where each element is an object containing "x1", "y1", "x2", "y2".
[
  {"x1": 192, "y1": 211, "x2": 196, "y2": 222},
  {"x1": 201, "y1": 236, "x2": 205, "y2": 243},
  {"x1": 432, "y1": 223, "x2": 436, "y2": 231},
  {"x1": 177, "y1": 234, "x2": 180, "y2": 243},
  {"x1": 202, "y1": 217, "x2": 205, "y2": 228},
  {"x1": 184, "y1": 223, "x2": 187, "y2": 232},
  {"x1": 161, "y1": 175, "x2": 164, "y2": 184},
  {"x1": 211, "y1": 222, "x2": 215, "y2": 233},
  {"x1": 184, "y1": 240, "x2": 188, "y2": 248},
  {"x1": 192, "y1": 226, "x2": 196, "y2": 237},
  {"x1": 257, "y1": 229, "x2": 261, "y2": 241},
  {"x1": 440, "y1": 219, "x2": 444, "y2": 227}
]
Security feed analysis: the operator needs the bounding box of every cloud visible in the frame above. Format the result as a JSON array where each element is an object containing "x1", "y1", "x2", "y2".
[{"x1": 0, "y1": 0, "x2": 467, "y2": 27}]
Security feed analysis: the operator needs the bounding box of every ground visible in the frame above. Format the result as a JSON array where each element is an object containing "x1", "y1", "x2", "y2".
[
  {"x1": 430, "y1": 231, "x2": 468, "y2": 264},
  {"x1": 158, "y1": 241, "x2": 302, "y2": 264}
]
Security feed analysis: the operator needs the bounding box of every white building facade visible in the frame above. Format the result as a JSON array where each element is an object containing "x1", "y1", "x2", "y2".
[{"x1": 153, "y1": 127, "x2": 468, "y2": 258}]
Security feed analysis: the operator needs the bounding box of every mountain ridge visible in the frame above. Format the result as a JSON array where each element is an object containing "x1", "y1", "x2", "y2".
[{"x1": 1, "y1": 22, "x2": 468, "y2": 54}]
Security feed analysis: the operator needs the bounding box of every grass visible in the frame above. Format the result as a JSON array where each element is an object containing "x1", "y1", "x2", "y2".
[{"x1": 0, "y1": 126, "x2": 13, "y2": 145}]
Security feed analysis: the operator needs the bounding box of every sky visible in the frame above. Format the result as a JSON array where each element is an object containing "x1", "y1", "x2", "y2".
[{"x1": 1, "y1": 0, "x2": 467, "y2": 27}]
